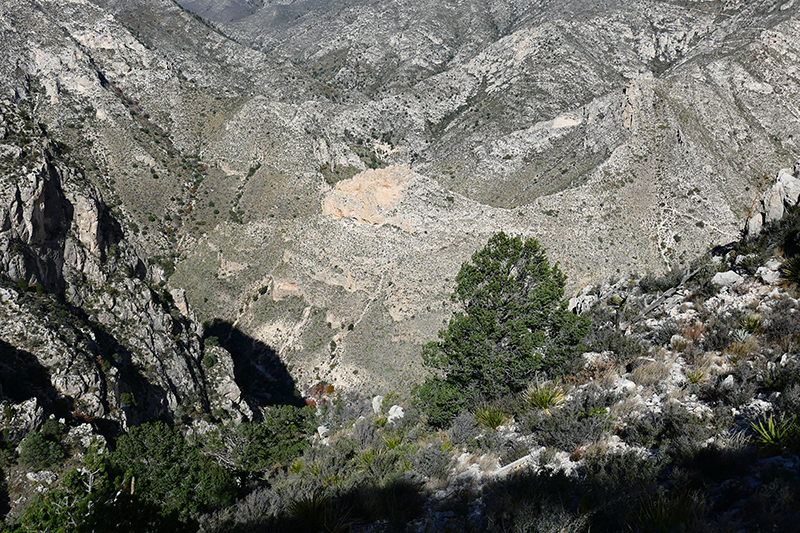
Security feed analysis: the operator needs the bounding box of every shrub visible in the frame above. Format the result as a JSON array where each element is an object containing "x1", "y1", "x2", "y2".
[
  {"x1": 111, "y1": 421, "x2": 237, "y2": 517},
  {"x1": 473, "y1": 404, "x2": 508, "y2": 430},
  {"x1": 19, "y1": 430, "x2": 65, "y2": 469},
  {"x1": 524, "y1": 380, "x2": 566, "y2": 412},
  {"x1": 446, "y1": 411, "x2": 478, "y2": 449},
  {"x1": 204, "y1": 405, "x2": 315, "y2": 474},
  {"x1": 416, "y1": 233, "x2": 589, "y2": 426},
  {"x1": 202, "y1": 353, "x2": 217, "y2": 368}
]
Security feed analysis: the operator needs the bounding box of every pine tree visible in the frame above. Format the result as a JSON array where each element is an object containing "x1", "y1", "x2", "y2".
[{"x1": 416, "y1": 232, "x2": 589, "y2": 426}]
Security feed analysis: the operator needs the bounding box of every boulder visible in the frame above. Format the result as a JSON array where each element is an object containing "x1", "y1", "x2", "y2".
[{"x1": 711, "y1": 270, "x2": 743, "y2": 287}]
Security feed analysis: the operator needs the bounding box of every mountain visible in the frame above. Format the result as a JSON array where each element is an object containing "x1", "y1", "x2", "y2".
[
  {"x1": 1, "y1": 0, "x2": 800, "y2": 529},
  {"x1": 1, "y1": 0, "x2": 799, "y2": 393}
]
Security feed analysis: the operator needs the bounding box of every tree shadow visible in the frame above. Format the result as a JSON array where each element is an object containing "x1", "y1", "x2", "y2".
[{"x1": 203, "y1": 319, "x2": 303, "y2": 411}]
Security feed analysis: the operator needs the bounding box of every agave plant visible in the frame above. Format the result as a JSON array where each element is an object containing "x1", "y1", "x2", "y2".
[
  {"x1": 525, "y1": 380, "x2": 566, "y2": 413},
  {"x1": 750, "y1": 414, "x2": 797, "y2": 452},
  {"x1": 473, "y1": 404, "x2": 509, "y2": 430},
  {"x1": 781, "y1": 257, "x2": 800, "y2": 286}
]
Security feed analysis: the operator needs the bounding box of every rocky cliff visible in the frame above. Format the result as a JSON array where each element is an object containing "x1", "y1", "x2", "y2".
[
  {"x1": 0, "y1": 98, "x2": 254, "y2": 437},
  {"x1": 1, "y1": 0, "x2": 799, "y2": 392}
]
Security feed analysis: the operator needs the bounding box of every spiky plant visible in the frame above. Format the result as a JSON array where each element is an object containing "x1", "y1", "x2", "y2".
[
  {"x1": 781, "y1": 257, "x2": 800, "y2": 285},
  {"x1": 524, "y1": 381, "x2": 566, "y2": 413},
  {"x1": 473, "y1": 404, "x2": 509, "y2": 430},
  {"x1": 750, "y1": 414, "x2": 797, "y2": 452}
]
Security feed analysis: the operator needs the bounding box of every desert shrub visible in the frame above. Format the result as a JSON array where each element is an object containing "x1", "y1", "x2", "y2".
[
  {"x1": 763, "y1": 298, "x2": 800, "y2": 345},
  {"x1": 583, "y1": 305, "x2": 646, "y2": 362},
  {"x1": 350, "y1": 417, "x2": 377, "y2": 449},
  {"x1": 779, "y1": 383, "x2": 800, "y2": 419},
  {"x1": 630, "y1": 490, "x2": 708, "y2": 533},
  {"x1": 321, "y1": 390, "x2": 373, "y2": 431},
  {"x1": 524, "y1": 386, "x2": 614, "y2": 451},
  {"x1": 446, "y1": 411, "x2": 478, "y2": 449},
  {"x1": 413, "y1": 443, "x2": 451, "y2": 480},
  {"x1": 621, "y1": 403, "x2": 708, "y2": 460},
  {"x1": 639, "y1": 266, "x2": 683, "y2": 294},
  {"x1": 704, "y1": 310, "x2": 746, "y2": 352},
  {"x1": 19, "y1": 430, "x2": 65, "y2": 469},
  {"x1": 648, "y1": 319, "x2": 681, "y2": 346},
  {"x1": 582, "y1": 450, "x2": 666, "y2": 530}
]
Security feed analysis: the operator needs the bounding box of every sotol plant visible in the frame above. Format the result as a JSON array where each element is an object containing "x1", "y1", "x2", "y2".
[{"x1": 750, "y1": 414, "x2": 797, "y2": 452}]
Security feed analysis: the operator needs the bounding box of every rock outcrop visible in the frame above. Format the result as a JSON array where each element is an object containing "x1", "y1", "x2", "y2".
[
  {"x1": 0, "y1": 99, "x2": 254, "y2": 436},
  {"x1": 746, "y1": 160, "x2": 800, "y2": 236}
]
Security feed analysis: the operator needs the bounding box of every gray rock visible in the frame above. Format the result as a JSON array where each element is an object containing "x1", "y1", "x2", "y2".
[
  {"x1": 26, "y1": 471, "x2": 58, "y2": 485},
  {"x1": 711, "y1": 271, "x2": 743, "y2": 287}
]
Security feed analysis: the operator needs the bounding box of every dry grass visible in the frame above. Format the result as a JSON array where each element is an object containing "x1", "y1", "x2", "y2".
[
  {"x1": 632, "y1": 357, "x2": 673, "y2": 388},
  {"x1": 726, "y1": 335, "x2": 760, "y2": 366},
  {"x1": 682, "y1": 322, "x2": 705, "y2": 344}
]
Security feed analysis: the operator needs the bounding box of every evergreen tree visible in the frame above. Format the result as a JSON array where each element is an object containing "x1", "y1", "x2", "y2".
[{"x1": 416, "y1": 232, "x2": 589, "y2": 426}]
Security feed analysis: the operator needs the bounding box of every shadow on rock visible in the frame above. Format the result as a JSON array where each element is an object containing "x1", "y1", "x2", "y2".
[{"x1": 203, "y1": 319, "x2": 303, "y2": 411}]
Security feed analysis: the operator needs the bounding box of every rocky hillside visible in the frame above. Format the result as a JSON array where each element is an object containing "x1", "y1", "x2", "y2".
[
  {"x1": 1, "y1": 0, "x2": 798, "y2": 390},
  {"x1": 0, "y1": 97, "x2": 262, "y2": 432}
]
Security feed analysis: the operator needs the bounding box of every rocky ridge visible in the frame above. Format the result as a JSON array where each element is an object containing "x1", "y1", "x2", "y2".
[
  {"x1": 0, "y1": 98, "x2": 255, "y2": 437},
  {"x1": 1, "y1": 0, "x2": 800, "y2": 411}
]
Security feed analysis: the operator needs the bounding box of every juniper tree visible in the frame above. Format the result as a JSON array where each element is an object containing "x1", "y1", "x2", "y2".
[{"x1": 416, "y1": 232, "x2": 589, "y2": 426}]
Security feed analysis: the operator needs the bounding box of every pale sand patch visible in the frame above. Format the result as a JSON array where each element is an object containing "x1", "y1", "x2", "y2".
[{"x1": 322, "y1": 165, "x2": 420, "y2": 226}]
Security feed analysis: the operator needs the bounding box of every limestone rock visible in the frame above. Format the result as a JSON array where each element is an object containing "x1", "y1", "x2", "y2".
[{"x1": 711, "y1": 271, "x2": 743, "y2": 287}]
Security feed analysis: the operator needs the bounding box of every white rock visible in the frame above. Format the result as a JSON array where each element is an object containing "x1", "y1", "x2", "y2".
[
  {"x1": 613, "y1": 378, "x2": 637, "y2": 395},
  {"x1": 711, "y1": 271, "x2": 743, "y2": 287},
  {"x1": 721, "y1": 375, "x2": 736, "y2": 390},
  {"x1": 371, "y1": 395, "x2": 384, "y2": 414},
  {"x1": 756, "y1": 266, "x2": 781, "y2": 285},
  {"x1": 26, "y1": 471, "x2": 57, "y2": 485},
  {"x1": 317, "y1": 425, "x2": 329, "y2": 439},
  {"x1": 387, "y1": 405, "x2": 405, "y2": 425}
]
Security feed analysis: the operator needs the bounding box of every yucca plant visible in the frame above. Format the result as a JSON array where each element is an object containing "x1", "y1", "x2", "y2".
[
  {"x1": 525, "y1": 380, "x2": 566, "y2": 413},
  {"x1": 781, "y1": 256, "x2": 800, "y2": 286},
  {"x1": 750, "y1": 414, "x2": 797, "y2": 452},
  {"x1": 685, "y1": 368, "x2": 706, "y2": 384},
  {"x1": 473, "y1": 404, "x2": 509, "y2": 430},
  {"x1": 634, "y1": 491, "x2": 705, "y2": 532},
  {"x1": 740, "y1": 314, "x2": 762, "y2": 334}
]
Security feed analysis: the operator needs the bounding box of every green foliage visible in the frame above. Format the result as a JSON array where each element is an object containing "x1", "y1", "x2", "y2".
[
  {"x1": 750, "y1": 414, "x2": 797, "y2": 453},
  {"x1": 781, "y1": 257, "x2": 800, "y2": 286},
  {"x1": 19, "y1": 429, "x2": 65, "y2": 469},
  {"x1": 416, "y1": 232, "x2": 589, "y2": 426},
  {"x1": 205, "y1": 405, "x2": 315, "y2": 474},
  {"x1": 631, "y1": 491, "x2": 706, "y2": 533},
  {"x1": 111, "y1": 421, "x2": 236, "y2": 518},
  {"x1": 525, "y1": 380, "x2": 566, "y2": 411},
  {"x1": 204, "y1": 335, "x2": 219, "y2": 348},
  {"x1": 202, "y1": 353, "x2": 217, "y2": 368},
  {"x1": 10, "y1": 450, "x2": 193, "y2": 533},
  {"x1": 473, "y1": 404, "x2": 508, "y2": 430}
]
